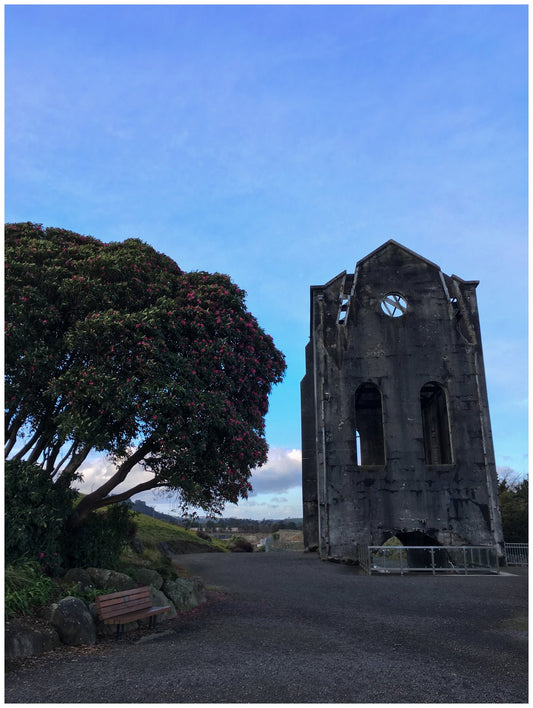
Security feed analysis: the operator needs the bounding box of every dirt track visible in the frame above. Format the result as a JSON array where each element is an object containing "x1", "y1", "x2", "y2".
[{"x1": 5, "y1": 551, "x2": 528, "y2": 703}]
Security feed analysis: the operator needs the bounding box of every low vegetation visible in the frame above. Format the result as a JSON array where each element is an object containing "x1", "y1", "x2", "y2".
[
  {"x1": 5, "y1": 492, "x2": 228, "y2": 617},
  {"x1": 133, "y1": 513, "x2": 226, "y2": 549},
  {"x1": 5, "y1": 561, "x2": 57, "y2": 617},
  {"x1": 119, "y1": 513, "x2": 228, "y2": 579},
  {"x1": 498, "y1": 476, "x2": 528, "y2": 543}
]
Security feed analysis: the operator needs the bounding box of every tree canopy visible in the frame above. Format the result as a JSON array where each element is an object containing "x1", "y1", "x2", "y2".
[
  {"x1": 498, "y1": 474, "x2": 528, "y2": 543},
  {"x1": 5, "y1": 222, "x2": 286, "y2": 525}
]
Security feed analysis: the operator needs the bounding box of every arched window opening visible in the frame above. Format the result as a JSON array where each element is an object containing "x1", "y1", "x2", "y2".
[
  {"x1": 420, "y1": 382, "x2": 452, "y2": 464},
  {"x1": 355, "y1": 383, "x2": 385, "y2": 465}
]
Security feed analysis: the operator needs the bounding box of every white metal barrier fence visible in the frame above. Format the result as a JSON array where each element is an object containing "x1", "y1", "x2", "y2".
[
  {"x1": 358, "y1": 545, "x2": 499, "y2": 575},
  {"x1": 504, "y1": 543, "x2": 528, "y2": 566}
]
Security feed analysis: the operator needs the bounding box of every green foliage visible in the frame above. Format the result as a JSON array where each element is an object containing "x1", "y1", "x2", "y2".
[
  {"x1": 121, "y1": 510, "x2": 229, "y2": 577},
  {"x1": 499, "y1": 476, "x2": 528, "y2": 543},
  {"x1": 5, "y1": 222, "x2": 286, "y2": 521},
  {"x1": 132, "y1": 512, "x2": 225, "y2": 548},
  {"x1": 229, "y1": 536, "x2": 254, "y2": 552},
  {"x1": 383, "y1": 535, "x2": 402, "y2": 546},
  {"x1": 374, "y1": 535, "x2": 404, "y2": 562},
  {"x1": 5, "y1": 460, "x2": 77, "y2": 569},
  {"x1": 65, "y1": 504, "x2": 138, "y2": 569},
  {"x1": 5, "y1": 561, "x2": 57, "y2": 616},
  {"x1": 60, "y1": 582, "x2": 113, "y2": 604}
]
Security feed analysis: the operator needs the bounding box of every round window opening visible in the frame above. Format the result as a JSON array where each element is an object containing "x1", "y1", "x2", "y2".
[{"x1": 381, "y1": 292, "x2": 408, "y2": 318}]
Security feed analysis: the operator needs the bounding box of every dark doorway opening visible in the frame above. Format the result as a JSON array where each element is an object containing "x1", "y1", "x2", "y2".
[{"x1": 395, "y1": 530, "x2": 448, "y2": 568}]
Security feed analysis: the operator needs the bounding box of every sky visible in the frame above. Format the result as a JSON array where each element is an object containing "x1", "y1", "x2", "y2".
[{"x1": 5, "y1": 4, "x2": 528, "y2": 520}]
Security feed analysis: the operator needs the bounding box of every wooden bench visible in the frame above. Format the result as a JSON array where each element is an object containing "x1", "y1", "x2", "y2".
[{"x1": 95, "y1": 586, "x2": 171, "y2": 639}]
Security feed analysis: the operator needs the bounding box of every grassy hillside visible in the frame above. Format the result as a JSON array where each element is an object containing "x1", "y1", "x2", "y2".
[
  {"x1": 119, "y1": 512, "x2": 227, "y2": 578},
  {"x1": 134, "y1": 513, "x2": 227, "y2": 551}
]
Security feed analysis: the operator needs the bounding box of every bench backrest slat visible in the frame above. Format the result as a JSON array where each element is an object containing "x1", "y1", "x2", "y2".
[{"x1": 96, "y1": 587, "x2": 153, "y2": 620}]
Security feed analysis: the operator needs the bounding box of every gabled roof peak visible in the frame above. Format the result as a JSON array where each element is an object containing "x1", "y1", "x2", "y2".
[{"x1": 357, "y1": 239, "x2": 442, "y2": 272}]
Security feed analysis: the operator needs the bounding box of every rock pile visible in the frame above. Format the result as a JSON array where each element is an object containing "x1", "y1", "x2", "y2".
[{"x1": 5, "y1": 566, "x2": 206, "y2": 660}]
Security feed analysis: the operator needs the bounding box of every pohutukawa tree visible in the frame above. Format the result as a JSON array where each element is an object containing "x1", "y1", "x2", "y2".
[{"x1": 5, "y1": 222, "x2": 286, "y2": 528}]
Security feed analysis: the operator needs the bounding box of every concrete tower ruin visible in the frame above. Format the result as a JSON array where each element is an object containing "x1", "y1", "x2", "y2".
[{"x1": 301, "y1": 241, "x2": 504, "y2": 562}]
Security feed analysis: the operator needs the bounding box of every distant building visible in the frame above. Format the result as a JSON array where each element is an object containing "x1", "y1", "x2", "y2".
[{"x1": 301, "y1": 241, "x2": 504, "y2": 562}]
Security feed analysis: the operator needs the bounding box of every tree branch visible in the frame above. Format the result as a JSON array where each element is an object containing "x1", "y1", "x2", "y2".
[
  {"x1": 4, "y1": 414, "x2": 26, "y2": 457},
  {"x1": 83, "y1": 479, "x2": 164, "y2": 512},
  {"x1": 58, "y1": 444, "x2": 93, "y2": 484},
  {"x1": 53, "y1": 440, "x2": 78, "y2": 477},
  {"x1": 44, "y1": 441, "x2": 63, "y2": 476},
  {"x1": 26, "y1": 430, "x2": 56, "y2": 466},
  {"x1": 68, "y1": 439, "x2": 155, "y2": 527},
  {"x1": 11, "y1": 420, "x2": 52, "y2": 463},
  {"x1": 5, "y1": 408, "x2": 24, "y2": 442}
]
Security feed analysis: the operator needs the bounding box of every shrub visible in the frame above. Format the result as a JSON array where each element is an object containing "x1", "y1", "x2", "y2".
[
  {"x1": 59, "y1": 582, "x2": 112, "y2": 605},
  {"x1": 64, "y1": 503, "x2": 138, "y2": 569},
  {"x1": 229, "y1": 537, "x2": 254, "y2": 553},
  {"x1": 499, "y1": 477, "x2": 528, "y2": 543},
  {"x1": 5, "y1": 460, "x2": 77, "y2": 569},
  {"x1": 5, "y1": 561, "x2": 57, "y2": 616}
]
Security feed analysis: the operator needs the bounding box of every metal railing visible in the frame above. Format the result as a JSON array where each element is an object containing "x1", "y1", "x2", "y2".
[
  {"x1": 504, "y1": 543, "x2": 528, "y2": 566},
  {"x1": 359, "y1": 545, "x2": 500, "y2": 575}
]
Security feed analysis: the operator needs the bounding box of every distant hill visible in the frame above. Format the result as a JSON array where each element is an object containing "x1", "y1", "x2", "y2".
[
  {"x1": 130, "y1": 499, "x2": 181, "y2": 525},
  {"x1": 129, "y1": 499, "x2": 302, "y2": 532}
]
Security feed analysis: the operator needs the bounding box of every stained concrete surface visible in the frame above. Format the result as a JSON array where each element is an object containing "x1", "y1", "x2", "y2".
[
  {"x1": 302, "y1": 241, "x2": 504, "y2": 559},
  {"x1": 5, "y1": 552, "x2": 528, "y2": 703}
]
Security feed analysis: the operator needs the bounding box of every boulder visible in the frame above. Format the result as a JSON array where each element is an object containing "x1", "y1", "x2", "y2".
[
  {"x1": 5, "y1": 617, "x2": 60, "y2": 659},
  {"x1": 134, "y1": 567, "x2": 164, "y2": 590},
  {"x1": 162, "y1": 576, "x2": 206, "y2": 612},
  {"x1": 146, "y1": 587, "x2": 177, "y2": 621},
  {"x1": 50, "y1": 596, "x2": 96, "y2": 646},
  {"x1": 85, "y1": 567, "x2": 137, "y2": 591},
  {"x1": 61, "y1": 567, "x2": 94, "y2": 591}
]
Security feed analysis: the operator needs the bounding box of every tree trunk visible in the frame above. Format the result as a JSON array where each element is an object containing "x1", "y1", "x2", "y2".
[{"x1": 65, "y1": 441, "x2": 155, "y2": 529}]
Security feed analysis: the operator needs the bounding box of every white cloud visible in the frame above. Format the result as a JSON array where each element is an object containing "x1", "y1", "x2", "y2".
[
  {"x1": 74, "y1": 454, "x2": 155, "y2": 496},
  {"x1": 217, "y1": 448, "x2": 303, "y2": 519},
  {"x1": 72, "y1": 447, "x2": 304, "y2": 520},
  {"x1": 248, "y1": 447, "x2": 302, "y2": 495}
]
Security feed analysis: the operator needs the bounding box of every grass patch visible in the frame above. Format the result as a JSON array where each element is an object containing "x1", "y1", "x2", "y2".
[
  {"x1": 5, "y1": 561, "x2": 58, "y2": 616},
  {"x1": 133, "y1": 514, "x2": 228, "y2": 551},
  {"x1": 134, "y1": 515, "x2": 206, "y2": 544},
  {"x1": 119, "y1": 512, "x2": 228, "y2": 578}
]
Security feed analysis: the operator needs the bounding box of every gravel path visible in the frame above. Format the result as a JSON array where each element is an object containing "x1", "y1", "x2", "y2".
[{"x1": 5, "y1": 552, "x2": 528, "y2": 703}]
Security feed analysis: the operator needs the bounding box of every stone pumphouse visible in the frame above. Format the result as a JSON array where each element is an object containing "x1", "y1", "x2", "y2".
[{"x1": 301, "y1": 241, "x2": 504, "y2": 562}]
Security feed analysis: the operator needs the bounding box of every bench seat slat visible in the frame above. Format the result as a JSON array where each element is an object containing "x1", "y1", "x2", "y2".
[
  {"x1": 98, "y1": 601, "x2": 152, "y2": 620},
  {"x1": 98, "y1": 594, "x2": 150, "y2": 607},
  {"x1": 97, "y1": 587, "x2": 149, "y2": 602},
  {"x1": 96, "y1": 590, "x2": 151, "y2": 607},
  {"x1": 100, "y1": 606, "x2": 170, "y2": 625},
  {"x1": 95, "y1": 586, "x2": 171, "y2": 627}
]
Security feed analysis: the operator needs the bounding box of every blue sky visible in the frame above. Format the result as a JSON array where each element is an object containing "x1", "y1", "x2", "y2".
[{"x1": 5, "y1": 4, "x2": 528, "y2": 519}]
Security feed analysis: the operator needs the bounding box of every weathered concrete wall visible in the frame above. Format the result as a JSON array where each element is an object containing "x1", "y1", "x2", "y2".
[
  {"x1": 301, "y1": 241, "x2": 504, "y2": 561},
  {"x1": 301, "y1": 341, "x2": 319, "y2": 550}
]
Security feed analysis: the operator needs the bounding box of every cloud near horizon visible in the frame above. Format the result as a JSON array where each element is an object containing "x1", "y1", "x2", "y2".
[
  {"x1": 248, "y1": 447, "x2": 302, "y2": 496},
  {"x1": 75, "y1": 446, "x2": 302, "y2": 500}
]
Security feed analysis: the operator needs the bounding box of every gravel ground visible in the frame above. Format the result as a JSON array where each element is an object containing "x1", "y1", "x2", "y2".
[{"x1": 5, "y1": 552, "x2": 528, "y2": 703}]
